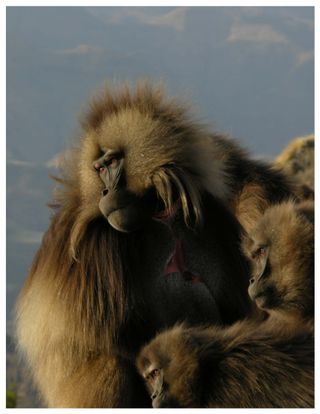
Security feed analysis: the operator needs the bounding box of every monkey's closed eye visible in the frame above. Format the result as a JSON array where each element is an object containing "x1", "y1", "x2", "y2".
[
  {"x1": 252, "y1": 246, "x2": 267, "y2": 260},
  {"x1": 109, "y1": 157, "x2": 119, "y2": 168},
  {"x1": 93, "y1": 152, "x2": 122, "y2": 172},
  {"x1": 146, "y1": 368, "x2": 161, "y2": 382}
]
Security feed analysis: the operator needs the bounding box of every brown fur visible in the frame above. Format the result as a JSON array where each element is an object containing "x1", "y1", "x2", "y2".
[
  {"x1": 274, "y1": 135, "x2": 314, "y2": 191},
  {"x1": 16, "y1": 82, "x2": 294, "y2": 407},
  {"x1": 137, "y1": 198, "x2": 314, "y2": 408},
  {"x1": 137, "y1": 320, "x2": 314, "y2": 408},
  {"x1": 198, "y1": 133, "x2": 294, "y2": 233},
  {"x1": 242, "y1": 200, "x2": 314, "y2": 321}
]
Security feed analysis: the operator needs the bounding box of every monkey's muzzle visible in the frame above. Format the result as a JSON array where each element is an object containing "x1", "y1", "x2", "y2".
[{"x1": 99, "y1": 188, "x2": 153, "y2": 232}]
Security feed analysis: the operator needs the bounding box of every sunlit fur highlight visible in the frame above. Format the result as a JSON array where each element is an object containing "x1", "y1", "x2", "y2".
[{"x1": 152, "y1": 164, "x2": 203, "y2": 226}]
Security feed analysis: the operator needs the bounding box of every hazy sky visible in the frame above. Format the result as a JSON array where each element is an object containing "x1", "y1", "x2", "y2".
[
  {"x1": 7, "y1": 6, "x2": 314, "y2": 161},
  {"x1": 6, "y1": 6, "x2": 314, "y2": 327}
]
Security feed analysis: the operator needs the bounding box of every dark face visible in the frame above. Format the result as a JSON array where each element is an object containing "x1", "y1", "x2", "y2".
[
  {"x1": 92, "y1": 150, "x2": 163, "y2": 232},
  {"x1": 247, "y1": 245, "x2": 281, "y2": 311},
  {"x1": 140, "y1": 362, "x2": 181, "y2": 408},
  {"x1": 137, "y1": 328, "x2": 200, "y2": 409}
]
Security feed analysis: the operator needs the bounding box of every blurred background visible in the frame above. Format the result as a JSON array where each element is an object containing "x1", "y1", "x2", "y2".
[{"x1": 6, "y1": 6, "x2": 314, "y2": 407}]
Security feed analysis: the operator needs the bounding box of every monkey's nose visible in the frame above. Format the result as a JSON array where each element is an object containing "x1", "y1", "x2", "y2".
[
  {"x1": 93, "y1": 159, "x2": 108, "y2": 170},
  {"x1": 249, "y1": 278, "x2": 255, "y2": 285},
  {"x1": 151, "y1": 391, "x2": 158, "y2": 400},
  {"x1": 101, "y1": 188, "x2": 109, "y2": 197},
  {"x1": 93, "y1": 161, "x2": 101, "y2": 171}
]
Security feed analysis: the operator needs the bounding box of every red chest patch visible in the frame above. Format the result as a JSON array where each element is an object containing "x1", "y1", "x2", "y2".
[{"x1": 164, "y1": 239, "x2": 203, "y2": 284}]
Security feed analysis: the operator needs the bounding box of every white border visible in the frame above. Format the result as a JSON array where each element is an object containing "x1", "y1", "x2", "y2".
[
  {"x1": 2, "y1": 1, "x2": 318, "y2": 413},
  {"x1": 314, "y1": 2, "x2": 318, "y2": 411},
  {"x1": 2, "y1": 1, "x2": 319, "y2": 6},
  {"x1": 1, "y1": 1, "x2": 7, "y2": 412}
]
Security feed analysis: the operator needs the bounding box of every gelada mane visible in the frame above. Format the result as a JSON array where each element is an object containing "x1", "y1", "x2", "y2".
[{"x1": 22, "y1": 83, "x2": 226, "y2": 350}]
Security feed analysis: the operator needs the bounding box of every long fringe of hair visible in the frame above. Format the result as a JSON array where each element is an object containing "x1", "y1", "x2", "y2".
[{"x1": 152, "y1": 164, "x2": 203, "y2": 228}]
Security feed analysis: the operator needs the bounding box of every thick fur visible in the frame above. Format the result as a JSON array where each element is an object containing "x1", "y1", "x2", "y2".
[
  {"x1": 274, "y1": 135, "x2": 314, "y2": 191},
  {"x1": 16, "y1": 83, "x2": 293, "y2": 407},
  {"x1": 137, "y1": 320, "x2": 314, "y2": 408},
  {"x1": 201, "y1": 135, "x2": 294, "y2": 232},
  {"x1": 242, "y1": 200, "x2": 314, "y2": 321},
  {"x1": 137, "y1": 201, "x2": 314, "y2": 408}
]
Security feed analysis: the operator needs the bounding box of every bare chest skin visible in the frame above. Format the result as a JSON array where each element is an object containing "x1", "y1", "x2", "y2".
[
  {"x1": 120, "y1": 196, "x2": 250, "y2": 353},
  {"x1": 138, "y1": 212, "x2": 225, "y2": 329}
]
